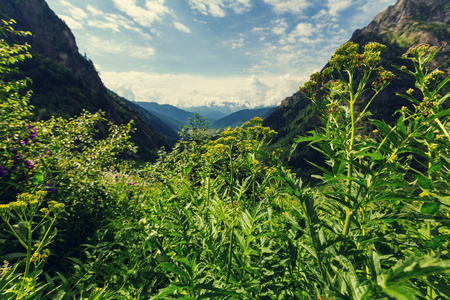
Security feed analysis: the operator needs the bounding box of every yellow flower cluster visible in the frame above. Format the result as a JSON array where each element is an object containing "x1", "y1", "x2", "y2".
[{"x1": 0, "y1": 191, "x2": 64, "y2": 221}]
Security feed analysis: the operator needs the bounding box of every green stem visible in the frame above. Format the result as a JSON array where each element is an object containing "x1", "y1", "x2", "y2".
[
  {"x1": 434, "y1": 118, "x2": 450, "y2": 141},
  {"x1": 35, "y1": 216, "x2": 57, "y2": 253},
  {"x1": 229, "y1": 148, "x2": 234, "y2": 205},
  {"x1": 24, "y1": 221, "x2": 32, "y2": 277},
  {"x1": 343, "y1": 73, "x2": 356, "y2": 237},
  {"x1": 226, "y1": 223, "x2": 234, "y2": 284}
]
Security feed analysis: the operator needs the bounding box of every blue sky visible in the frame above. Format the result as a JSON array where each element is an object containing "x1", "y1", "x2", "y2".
[{"x1": 46, "y1": 0, "x2": 396, "y2": 108}]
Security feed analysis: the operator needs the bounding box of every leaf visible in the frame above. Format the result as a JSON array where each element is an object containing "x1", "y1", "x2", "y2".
[
  {"x1": 162, "y1": 262, "x2": 190, "y2": 279},
  {"x1": 152, "y1": 285, "x2": 180, "y2": 300},
  {"x1": 383, "y1": 284, "x2": 419, "y2": 300},
  {"x1": 416, "y1": 175, "x2": 434, "y2": 190},
  {"x1": 433, "y1": 74, "x2": 450, "y2": 95},
  {"x1": 397, "y1": 116, "x2": 407, "y2": 136},
  {"x1": 32, "y1": 170, "x2": 44, "y2": 184},
  {"x1": 420, "y1": 202, "x2": 439, "y2": 215}
]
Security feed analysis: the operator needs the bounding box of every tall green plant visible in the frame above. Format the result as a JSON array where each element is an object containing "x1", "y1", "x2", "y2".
[{"x1": 284, "y1": 41, "x2": 450, "y2": 298}]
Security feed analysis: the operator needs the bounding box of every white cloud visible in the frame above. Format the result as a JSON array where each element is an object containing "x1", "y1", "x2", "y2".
[
  {"x1": 100, "y1": 71, "x2": 305, "y2": 107},
  {"x1": 271, "y1": 19, "x2": 288, "y2": 35},
  {"x1": 86, "y1": 5, "x2": 102, "y2": 16},
  {"x1": 229, "y1": 34, "x2": 246, "y2": 49},
  {"x1": 327, "y1": 0, "x2": 353, "y2": 17},
  {"x1": 84, "y1": 35, "x2": 155, "y2": 59},
  {"x1": 59, "y1": 15, "x2": 84, "y2": 30},
  {"x1": 173, "y1": 22, "x2": 191, "y2": 33},
  {"x1": 263, "y1": 0, "x2": 311, "y2": 14},
  {"x1": 112, "y1": 0, "x2": 171, "y2": 27},
  {"x1": 83, "y1": 7, "x2": 152, "y2": 38},
  {"x1": 59, "y1": 0, "x2": 88, "y2": 20},
  {"x1": 188, "y1": 0, "x2": 252, "y2": 17},
  {"x1": 290, "y1": 22, "x2": 316, "y2": 38}
]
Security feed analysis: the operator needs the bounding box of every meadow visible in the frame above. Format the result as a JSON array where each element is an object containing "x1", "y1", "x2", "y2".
[{"x1": 1, "y1": 20, "x2": 450, "y2": 299}]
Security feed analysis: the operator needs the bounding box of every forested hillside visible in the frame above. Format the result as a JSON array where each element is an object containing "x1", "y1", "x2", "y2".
[{"x1": 0, "y1": 0, "x2": 169, "y2": 159}]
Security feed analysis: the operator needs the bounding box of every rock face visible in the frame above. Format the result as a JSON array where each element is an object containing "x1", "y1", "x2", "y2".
[
  {"x1": 351, "y1": 0, "x2": 449, "y2": 72},
  {"x1": 0, "y1": 0, "x2": 169, "y2": 159},
  {"x1": 263, "y1": 0, "x2": 449, "y2": 178}
]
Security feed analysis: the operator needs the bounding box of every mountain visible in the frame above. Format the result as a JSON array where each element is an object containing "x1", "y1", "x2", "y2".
[
  {"x1": 184, "y1": 102, "x2": 255, "y2": 120},
  {"x1": 133, "y1": 101, "x2": 198, "y2": 132},
  {"x1": 211, "y1": 107, "x2": 277, "y2": 129},
  {"x1": 263, "y1": 0, "x2": 449, "y2": 181},
  {"x1": 0, "y1": 0, "x2": 169, "y2": 159},
  {"x1": 117, "y1": 98, "x2": 180, "y2": 145}
]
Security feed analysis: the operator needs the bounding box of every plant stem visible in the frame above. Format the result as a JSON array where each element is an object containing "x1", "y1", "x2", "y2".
[
  {"x1": 434, "y1": 118, "x2": 450, "y2": 141},
  {"x1": 343, "y1": 72, "x2": 356, "y2": 237},
  {"x1": 226, "y1": 223, "x2": 235, "y2": 284},
  {"x1": 24, "y1": 221, "x2": 32, "y2": 277}
]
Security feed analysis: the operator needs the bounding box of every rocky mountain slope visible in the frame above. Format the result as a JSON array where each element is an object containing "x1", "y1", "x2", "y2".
[
  {"x1": 263, "y1": 0, "x2": 449, "y2": 180},
  {"x1": 0, "y1": 0, "x2": 169, "y2": 159}
]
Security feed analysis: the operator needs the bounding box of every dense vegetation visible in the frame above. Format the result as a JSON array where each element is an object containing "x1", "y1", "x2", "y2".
[{"x1": 1, "y1": 20, "x2": 450, "y2": 300}]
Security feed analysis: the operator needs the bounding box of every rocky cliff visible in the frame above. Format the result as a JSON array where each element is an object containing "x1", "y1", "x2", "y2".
[{"x1": 0, "y1": 0, "x2": 169, "y2": 159}]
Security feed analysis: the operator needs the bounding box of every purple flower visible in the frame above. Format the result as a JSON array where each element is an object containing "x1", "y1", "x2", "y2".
[
  {"x1": 16, "y1": 154, "x2": 23, "y2": 161},
  {"x1": 48, "y1": 183, "x2": 57, "y2": 193},
  {"x1": 44, "y1": 150, "x2": 53, "y2": 156},
  {"x1": 0, "y1": 166, "x2": 8, "y2": 177},
  {"x1": 21, "y1": 138, "x2": 30, "y2": 145},
  {"x1": 30, "y1": 128, "x2": 37, "y2": 140},
  {"x1": 128, "y1": 182, "x2": 137, "y2": 185},
  {"x1": 28, "y1": 124, "x2": 32, "y2": 130},
  {"x1": 24, "y1": 159, "x2": 34, "y2": 170}
]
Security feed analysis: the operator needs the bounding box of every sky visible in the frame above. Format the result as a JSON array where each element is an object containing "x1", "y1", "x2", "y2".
[{"x1": 45, "y1": 0, "x2": 396, "y2": 109}]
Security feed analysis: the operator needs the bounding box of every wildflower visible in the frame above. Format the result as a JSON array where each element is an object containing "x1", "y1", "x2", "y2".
[
  {"x1": 30, "y1": 128, "x2": 37, "y2": 140},
  {"x1": 1, "y1": 261, "x2": 10, "y2": 278},
  {"x1": 128, "y1": 182, "x2": 136, "y2": 185},
  {"x1": 16, "y1": 153, "x2": 23, "y2": 161},
  {"x1": 31, "y1": 252, "x2": 39, "y2": 262},
  {"x1": 24, "y1": 159, "x2": 34, "y2": 170},
  {"x1": 21, "y1": 137, "x2": 30, "y2": 145},
  {"x1": 47, "y1": 183, "x2": 57, "y2": 193},
  {"x1": 0, "y1": 166, "x2": 8, "y2": 177}
]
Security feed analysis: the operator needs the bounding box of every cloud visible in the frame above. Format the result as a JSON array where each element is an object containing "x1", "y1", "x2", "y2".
[
  {"x1": 59, "y1": 0, "x2": 88, "y2": 20},
  {"x1": 84, "y1": 35, "x2": 155, "y2": 59},
  {"x1": 86, "y1": 4, "x2": 102, "y2": 16},
  {"x1": 271, "y1": 19, "x2": 288, "y2": 35},
  {"x1": 173, "y1": 22, "x2": 191, "y2": 33},
  {"x1": 229, "y1": 34, "x2": 246, "y2": 49},
  {"x1": 84, "y1": 7, "x2": 152, "y2": 38},
  {"x1": 188, "y1": 0, "x2": 252, "y2": 17},
  {"x1": 100, "y1": 71, "x2": 305, "y2": 107},
  {"x1": 263, "y1": 0, "x2": 311, "y2": 14},
  {"x1": 327, "y1": 0, "x2": 354, "y2": 17},
  {"x1": 58, "y1": 15, "x2": 84, "y2": 30},
  {"x1": 112, "y1": 0, "x2": 171, "y2": 27}
]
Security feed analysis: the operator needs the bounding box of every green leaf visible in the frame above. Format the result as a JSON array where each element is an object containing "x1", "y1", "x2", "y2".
[
  {"x1": 420, "y1": 202, "x2": 439, "y2": 215},
  {"x1": 383, "y1": 284, "x2": 419, "y2": 300},
  {"x1": 162, "y1": 262, "x2": 190, "y2": 279},
  {"x1": 416, "y1": 175, "x2": 434, "y2": 190},
  {"x1": 152, "y1": 285, "x2": 180, "y2": 300},
  {"x1": 32, "y1": 170, "x2": 44, "y2": 184}
]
